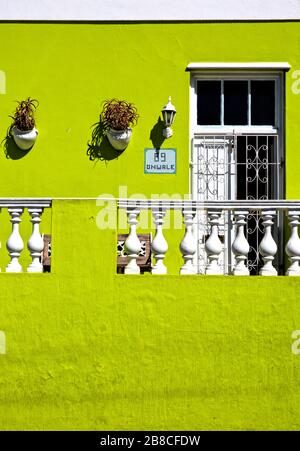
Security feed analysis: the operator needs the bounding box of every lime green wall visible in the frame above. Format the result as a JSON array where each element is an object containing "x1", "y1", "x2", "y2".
[
  {"x1": 0, "y1": 22, "x2": 299, "y2": 197},
  {"x1": 0, "y1": 200, "x2": 299, "y2": 430},
  {"x1": 0, "y1": 22, "x2": 300, "y2": 430}
]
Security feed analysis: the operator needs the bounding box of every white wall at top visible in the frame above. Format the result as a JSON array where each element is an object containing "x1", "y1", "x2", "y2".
[{"x1": 0, "y1": 0, "x2": 299, "y2": 21}]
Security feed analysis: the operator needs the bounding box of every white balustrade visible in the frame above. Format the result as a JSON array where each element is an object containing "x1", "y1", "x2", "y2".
[
  {"x1": 286, "y1": 210, "x2": 300, "y2": 276},
  {"x1": 180, "y1": 209, "x2": 196, "y2": 274},
  {"x1": 27, "y1": 208, "x2": 44, "y2": 273},
  {"x1": 151, "y1": 208, "x2": 168, "y2": 274},
  {"x1": 205, "y1": 210, "x2": 223, "y2": 275},
  {"x1": 6, "y1": 208, "x2": 24, "y2": 273},
  {"x1": 117, "y1": 200, "x2": 300, "y2": 276},
  {"x1": 0, "y1": 199, "x2": 52, "y2": 274},
  {"x1": 4, "y1": 198, "x2": 300, "y2": 278},
  {"x1": 232, "y1": 211, "x2": 250, "y2": 276},
  {"x1": 259, "y1": 210, "x2": 278, "y2": 276},
  {"x1": 124, "y1": 208, "x2": 141, "y2": 275}
]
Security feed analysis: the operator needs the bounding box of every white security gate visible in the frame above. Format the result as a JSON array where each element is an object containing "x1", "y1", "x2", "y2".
[{"x1": 191, "y1": 134, "x2": 281, "y2": 274}]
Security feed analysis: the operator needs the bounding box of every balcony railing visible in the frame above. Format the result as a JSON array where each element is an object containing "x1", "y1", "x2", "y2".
[
  {"x1": 118, "y1": 199, "x2": 300, "y2": 276},
  {"x1": 1, "y1": 197, "x2": 300, "y2": 277},
  {"x1": 0, "y1": 198, "x2": 51, "y2": 273}
]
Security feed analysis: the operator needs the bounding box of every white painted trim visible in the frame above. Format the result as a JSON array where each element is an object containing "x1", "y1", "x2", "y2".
[
  {"x1": 0, "y1": 0, "x2": 299, "y2": 21},
  {"x1": 189, "y1": 70, "x2": 285, "y2": 204},
  {"x1": 189, "y1": 71, "x2": 283, "y2": 135},
  {"x1": 186, "y1": 62, "x2": 291, "y2": 71},
  {"x1": 3, "y1": 197, "x2": 300, "y2": 208},
  {"x1": 0, "y1": 199, "x2": 51, "y2": 207},
  {"x1": 117, "y1": 199, "x2": 300, "y2": 209}
]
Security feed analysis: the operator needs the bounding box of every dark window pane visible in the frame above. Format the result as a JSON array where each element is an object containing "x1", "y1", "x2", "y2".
[
  {"x1": 197, "y1": 80, "x2": 221, "y2": 125},
  {"x1": 251, "y1": 80, "x2": 275, "y2": 125},
  {"x1": 224, "y1": 80, "x2": 248, "y2": 125},
  {"x1": 236, "y1": 135, "x2": 275, "y2": 200}
]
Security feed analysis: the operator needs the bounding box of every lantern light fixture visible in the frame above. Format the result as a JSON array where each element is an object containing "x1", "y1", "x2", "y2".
[{"x1": 161, "y1": 96, "x2": 176, "y2": 139}]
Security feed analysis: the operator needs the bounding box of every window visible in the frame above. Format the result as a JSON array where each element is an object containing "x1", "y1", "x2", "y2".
[
  {"x1": 189, "y1": 67, "x2": 286, "y2": 274},
  {"x1": 197, "y1": 79, "x2": 275, "y2": 126}
]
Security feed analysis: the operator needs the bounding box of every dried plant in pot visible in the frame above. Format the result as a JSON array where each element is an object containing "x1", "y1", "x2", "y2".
[
  {"x1": 101, "y1": 99, "x2": 139, "y2": 150},
  {"x1": 10, "y1": 97, "x2": 39, "y2": 150}
]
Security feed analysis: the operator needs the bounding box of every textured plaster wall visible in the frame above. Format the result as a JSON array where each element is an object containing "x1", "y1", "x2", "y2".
[
  {"x1": 0, "y1": 201, "x2": 299, "y2": 430},
  {"x1": 0, "y1": 22, "x2": 299, "y2": 198},
  {"x1": 0, "y1": 22, "x2": 299, "y2": 430}
]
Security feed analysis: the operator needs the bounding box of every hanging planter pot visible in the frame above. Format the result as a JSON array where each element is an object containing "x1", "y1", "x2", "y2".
[
  {"x1": 101, "y1": 99, "x2": 138, "y2": 151},
  {"x1": 106, "y1": 127, "x2": 132, "y2": 151},
  {"x1": 9, "y1": 97, "x2": 39, "y2": 151},
  {"x1": 12, "y1": 126, "x2": 38, "y2": 150}
]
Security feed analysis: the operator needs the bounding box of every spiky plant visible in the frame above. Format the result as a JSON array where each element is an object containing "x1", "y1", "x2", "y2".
[
  {"x1": 101, "y1": 99, "x2": 139, "y2": 131},
  {"x1": 11, "y1": 97, "x2": 38, "y2": 131}
]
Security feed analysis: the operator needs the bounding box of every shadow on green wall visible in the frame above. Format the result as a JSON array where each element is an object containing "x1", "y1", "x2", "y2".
[
  {"x1": 150, "y1": 117, "x2": 165, "y2": 149},
  {"x1": 86, "y1": 119, "x2": 124, "y2": 162},
  {"x1": 2, "y1": 127, "x2": 31, "y2": 160}
]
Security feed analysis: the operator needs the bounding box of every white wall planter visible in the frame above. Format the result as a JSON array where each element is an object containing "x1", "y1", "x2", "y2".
[
  {"x1": 106, "y1": 127, "x2": 132, "y2": 151},
  {"x1": 12, "y1": 126, "x2": 38, "y2": 150}
]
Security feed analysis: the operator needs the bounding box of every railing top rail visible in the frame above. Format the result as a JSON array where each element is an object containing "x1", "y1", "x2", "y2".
[
  {"x1": 1, "y1": 197, "x2": 300, "y2": 211},
  {"x1": 0, "y1": 198, "x2": 52, "y2": 208},
  {"x1": 117, "y1": 199, "x2": 300, "y2": 211}
]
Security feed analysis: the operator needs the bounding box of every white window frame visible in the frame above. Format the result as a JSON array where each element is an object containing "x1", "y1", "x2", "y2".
[
  {"x1": 189, "y1": 67, "x2": 287, "y2": 274},
  {"x1": 189, "y1": 70, "x2": 286, "y2": 200},
  {"x1": 189, "y1": 71, "x2": 284, "y2": 135}
]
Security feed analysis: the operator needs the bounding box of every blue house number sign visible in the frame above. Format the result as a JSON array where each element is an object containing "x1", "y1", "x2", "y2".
[{"x1": 144, "y1": 148, "x2": 176, "y2": 174}]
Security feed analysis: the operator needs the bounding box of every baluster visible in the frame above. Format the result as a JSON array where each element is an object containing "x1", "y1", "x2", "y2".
[
  {"x1": 180, "y1": 209, "x2": 196, "y2": 275},
  {"x1": 205, "y1": 210, "x2": 223, "y2": 275},
  {"x1": 6, "y1": 208, "x2": 24, "y2": 273},
  {"x1": 124, "y1": 208, "x2": 141, "y2": 274},
  {"x1": 27, "y1": 208, "x2": 44, "y2": 273},
  {"x1": 151, "y1": 208, "x2": 168, "y2": 274},
  {"x1": 286, "y1": 210, "x2": 300, "y2": 276},
  {"x1": 259, "y1": 210, "x2": 277, "y2": 276},
  {"x1": 232, "y1": 210, "x2": 250, "y2": 275}
]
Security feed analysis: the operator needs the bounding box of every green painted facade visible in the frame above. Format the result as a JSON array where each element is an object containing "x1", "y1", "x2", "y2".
[
  {"x1": 0, "y1": 22, "x2": 300, "y2": 429},
  {"x1": 0, "y1": 22, "x2": 299, "y2": 198}
]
